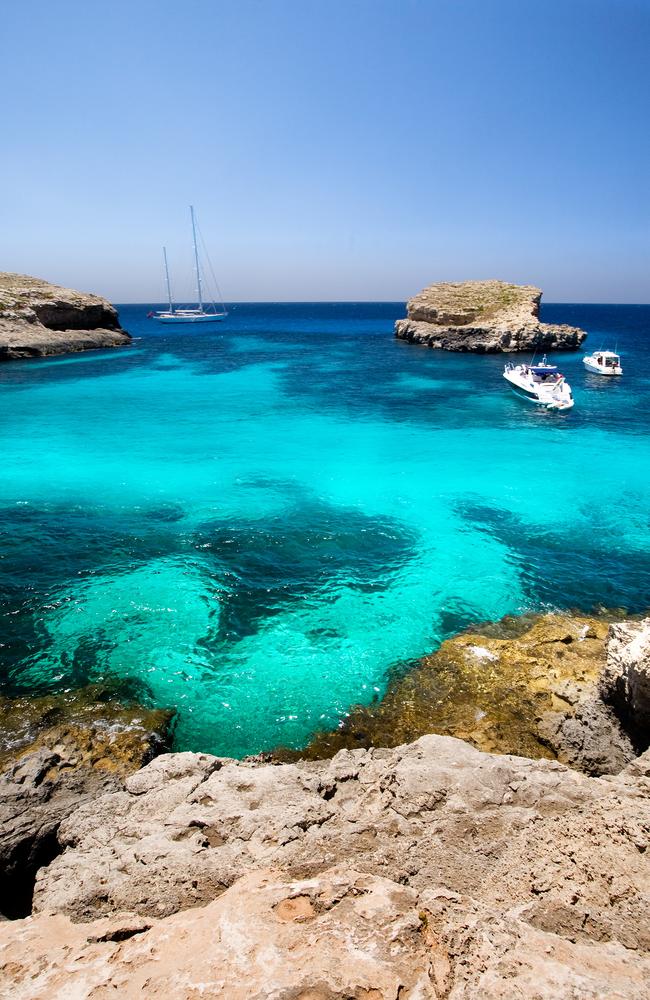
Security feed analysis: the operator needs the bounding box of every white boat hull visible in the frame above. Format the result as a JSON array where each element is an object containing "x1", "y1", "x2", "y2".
[
  {"x1": 155, "y1": 313, "x2": 227, "y2": 325},
  {"x1": 583, "y1": 355, "x2": 622, "y2": 376},
  {"x1": 503, "y1": 366, "x2": 574, "y2": 410}
]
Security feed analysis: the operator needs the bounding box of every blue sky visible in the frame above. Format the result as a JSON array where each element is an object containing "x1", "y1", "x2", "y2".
[{"x1": 2, "y1": 0, "x2": 649, "y2": 302}]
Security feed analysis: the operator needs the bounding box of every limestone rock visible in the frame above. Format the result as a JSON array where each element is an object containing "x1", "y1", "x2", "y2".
[
  {"x1": 4, "y1": 867, "x2": 650, "y2": 1000},
  {"x1": 32, "y1": 734, "x2": 650, "y2": 962},
  {"x1": 0, "y1": 868, "x2": 439, "y2": 1000},
  {"x1": 0, "y1": 272, "x2": 130, "y2": 360},
  {"x1": 601, "y1": 618, "x2": 650, "y2": 750},
  {"x1": 395, "y1": 280, "x2": 587, "y2": 352},
  {"x1": 0, "y1": 689, "x2": 174, "y2": 918}
]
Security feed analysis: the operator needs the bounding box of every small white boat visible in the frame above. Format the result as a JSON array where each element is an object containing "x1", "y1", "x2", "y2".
[
  {"x1": 583, "y1": 350, "x2": 622, "y2": 376},
  {"x1": 503, "y1": 355, "x2": 574, "y2": 411},
  {"x1": 150, "y1": 206, "x2": 227, "y2": 325}
]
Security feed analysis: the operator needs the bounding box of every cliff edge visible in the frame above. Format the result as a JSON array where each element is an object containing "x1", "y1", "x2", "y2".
[
  {"x1": 395, "y1": 279, "x2": 587, "y2": 353},
  {"x1": 0, "y1": 272, "x2": 131, "y2": 360}
]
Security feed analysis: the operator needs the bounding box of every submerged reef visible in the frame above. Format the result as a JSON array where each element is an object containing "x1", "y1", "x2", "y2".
[
  {"x1": 0, "y1": 272, "x2": 130, "y2": 359},
  {"x1": 395, "y1": 279, "x2": 587, "y2": 352}
]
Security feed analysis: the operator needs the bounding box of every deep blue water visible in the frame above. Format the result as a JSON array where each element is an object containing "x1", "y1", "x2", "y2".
[{"x1": 0, "y1": 302, "x2": 649, "y2": 756}]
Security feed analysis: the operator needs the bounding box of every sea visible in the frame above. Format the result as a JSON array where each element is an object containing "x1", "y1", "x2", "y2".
[{"x1": 1, "y1": 302, "x2": 649, "y2": 757}]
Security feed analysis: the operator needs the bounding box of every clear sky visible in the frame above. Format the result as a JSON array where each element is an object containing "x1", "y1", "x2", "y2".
[{"x1": 2, "y1": 0, "x2": 649, "y2": 302}]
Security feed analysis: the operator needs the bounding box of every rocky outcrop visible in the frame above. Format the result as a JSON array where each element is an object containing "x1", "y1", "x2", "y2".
[
  {"x1": 395, "y1": 280, "x2": 587, "y2": 352},
  {"x1": 0, "y1": 272, "x2": 131, "y2": 360},
  {"x1": 601, "y1": 618, "x2": 650, "y2": 751},
  {"x1": 31, "y1": 737, "x2": 650, "y2": 947},
  {"x1": 0, "y1": 688, "x2": 174, "y2": 918},
  {"x1": 0, "y1": 736, "x2": 643, "y2": 997},
  {"x1": 286, "y1": 613, "x2": 636, "y2": 776}
]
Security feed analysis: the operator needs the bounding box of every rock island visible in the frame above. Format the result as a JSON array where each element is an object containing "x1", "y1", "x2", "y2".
[
  {"x1": 0, "y1": 272, "x2": 130, "y2": 360},
  {"x1": 395, "y1": 279, "x2": 587, "y2": 352}
]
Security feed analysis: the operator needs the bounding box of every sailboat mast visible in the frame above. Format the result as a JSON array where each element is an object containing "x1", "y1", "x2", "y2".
[
  {"x1": 190, "y1": 205, "x2": 203, "y2": 310},
  {"x1": 162, "y1": 246, "x2": 174, "y2": 313}
]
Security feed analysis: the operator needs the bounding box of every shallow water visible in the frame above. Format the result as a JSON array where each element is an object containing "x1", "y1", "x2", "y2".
[{"x1": 1, "y1": 302, "x2": 649, "y2": 756}]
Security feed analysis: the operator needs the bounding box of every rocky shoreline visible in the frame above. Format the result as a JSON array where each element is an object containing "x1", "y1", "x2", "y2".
[
  {"x1": 0, "y1": 272, "x2": 131, "y2": 360},
  {"x1": 285, "y1": 612, "x2": 640, "y2": 776},
  {"x1": 0, "y1": 614, "x2": 648, "y2": 997},
  {"x1": 395, "y1": 279, "x2": 587, "y2": 353}
]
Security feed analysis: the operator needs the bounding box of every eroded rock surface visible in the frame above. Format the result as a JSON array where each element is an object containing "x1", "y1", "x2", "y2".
[
  {"x1": 395, "y1": 280, "x2": 587, "y2": 352},
  {"x1": 0, "y1": 735, "x2": 641, "y2": 997},
  {"x1": 31, "y1": 736, "x2": 650, "y2": 957},
  {"x1": 2, "y1": 616, "x2": 650, "y2": 997},
  {"x1": 0, "y1": 272, "x2": 130, "y2": 359},
  {"x1": 4, "y1": 865, "x2": 650, "y2": 1000}
]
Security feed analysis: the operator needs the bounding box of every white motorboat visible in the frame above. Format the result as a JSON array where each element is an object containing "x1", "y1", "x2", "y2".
[
  {"x1": 583, "y1": 350, "x2": 622, "y2": 376},
  {"x1": 503, "y1": 355, "x2": 574, "y2": 411},
  {"x1": 150, "y1": 206, "x2": 227, "y2": 325}
]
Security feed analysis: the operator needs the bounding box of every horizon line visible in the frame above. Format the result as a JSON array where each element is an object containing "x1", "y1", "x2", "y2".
[{"x1": 114, "y1": 299, "x2": 650, "y2": 308}]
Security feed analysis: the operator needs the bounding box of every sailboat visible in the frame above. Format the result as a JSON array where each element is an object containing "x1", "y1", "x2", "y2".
[{"x1": 151, "y1": 206, "x2": 227, "y2": 324}]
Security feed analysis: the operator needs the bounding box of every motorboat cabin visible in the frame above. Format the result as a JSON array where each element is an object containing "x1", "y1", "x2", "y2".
[{"x1": 583, "y1": 351, "x2": 622, "y2": 376}]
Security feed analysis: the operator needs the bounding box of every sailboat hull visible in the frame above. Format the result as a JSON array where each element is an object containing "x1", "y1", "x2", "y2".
[{"x1": 155, "y1": 313, "x2": 227, "y2": 324}]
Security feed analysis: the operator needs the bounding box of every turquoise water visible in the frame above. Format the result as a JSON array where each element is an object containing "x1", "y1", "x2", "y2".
[{"x1": 1, "y1": 303, "x2": 649, "y2": 756}]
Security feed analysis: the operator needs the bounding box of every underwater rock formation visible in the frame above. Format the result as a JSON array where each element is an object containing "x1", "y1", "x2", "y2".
[
  {"x1": 395, "y1": 280, "x2": 587, "y2": 352},
  {"x1": 0, "y1": 272, "x2": 130, "y2": 359}
]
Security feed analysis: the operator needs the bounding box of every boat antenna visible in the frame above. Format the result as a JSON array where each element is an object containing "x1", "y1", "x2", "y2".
[
  {"x1": 162, "y1": 246, "x2": 174, "y2": 314},
  {"x1": 190, "y1": 205, "x2": 203, "y2": 310}
]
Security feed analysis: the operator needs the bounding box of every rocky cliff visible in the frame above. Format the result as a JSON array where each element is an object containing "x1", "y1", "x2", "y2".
[
  {"x1": 0, "y1": 617, "x2": 648, "y2": 998},
  {"x1": 395, "y1": 280, "x2": 587, "y2": 352},
  {"x1": 0, "y1": 273, "x2": 131, "y2": 360}
]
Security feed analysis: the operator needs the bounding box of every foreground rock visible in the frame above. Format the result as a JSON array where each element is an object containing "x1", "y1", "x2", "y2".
[
  {"x1": 287, "y1": 613, "x2": 636, "y2": 776},
  {"x1": 395, "y1": 280, "x2": 587, "y2": 352},
  {"x1": 3, "y1": 864, "x2": 649, "y2": 999},
  {"x1": 32, "y1": 737, "x2": 650, "y2": 949},
  {"x1": 2, "y1": 618, "x2": 649, "y2": 996},
  {"x1": 0, "y1": 688, "x2": 173, "y2": 918},
  {"x1": 0, "y1": 735, "x2": 642, "y2": 997},
  {"x1": 0, "y1": 272, "x2": 130, "y2": 360}
]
